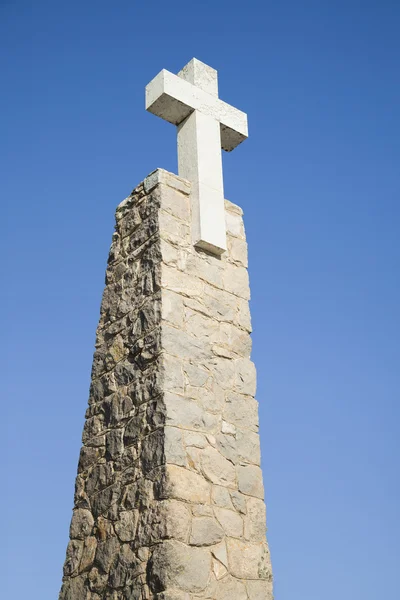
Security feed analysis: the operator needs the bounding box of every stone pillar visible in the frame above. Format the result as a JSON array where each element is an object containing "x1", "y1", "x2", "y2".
[{"x1": 59, "y1": 169, "x2": 273, "y2": 600}]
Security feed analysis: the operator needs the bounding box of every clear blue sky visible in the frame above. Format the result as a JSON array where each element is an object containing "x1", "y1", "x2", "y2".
[{"x1": 2, "y1": 1, "x2": 399, "y2": 598}]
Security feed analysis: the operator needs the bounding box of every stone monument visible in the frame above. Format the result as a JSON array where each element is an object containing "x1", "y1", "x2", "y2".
[{"x1": 59, "y1": 58, "x2": 273, "y2": 600}]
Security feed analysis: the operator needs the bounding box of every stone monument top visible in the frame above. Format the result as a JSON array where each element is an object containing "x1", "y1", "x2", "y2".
[
  {"x1": 146, "y1": 58, "x2": 248, "y2": 255},
  {"x1": 58, "y1": 59, "x2": 273, "y2": 600}
]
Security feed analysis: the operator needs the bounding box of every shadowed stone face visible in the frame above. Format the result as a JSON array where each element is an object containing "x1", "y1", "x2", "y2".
[{"x1": 58, "y1": 169, "x2": 272, "y2": 600}]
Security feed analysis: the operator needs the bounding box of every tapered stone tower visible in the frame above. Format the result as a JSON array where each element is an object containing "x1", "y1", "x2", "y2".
[{"x1": 59, "y1": 60, "x2": 273, "y2": 600}]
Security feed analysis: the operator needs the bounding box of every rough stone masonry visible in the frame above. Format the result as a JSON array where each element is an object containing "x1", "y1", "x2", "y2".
[{"x1": 58, "y1": 168, "x2": 273, "y2": 599}]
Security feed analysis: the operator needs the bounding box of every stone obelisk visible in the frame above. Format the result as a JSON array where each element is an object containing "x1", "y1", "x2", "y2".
[{"x1": 59, "y1": 59, "x2": 273, "y2": 600}]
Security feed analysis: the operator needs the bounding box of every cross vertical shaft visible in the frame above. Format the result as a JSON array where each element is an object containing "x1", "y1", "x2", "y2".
[{"x1": 178, "y1": 111, "x2": 225, "y2": 253}]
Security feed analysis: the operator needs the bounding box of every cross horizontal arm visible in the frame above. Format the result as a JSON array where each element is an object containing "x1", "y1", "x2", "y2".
[{"x1": 146, "y1": 69, "x2": 248, "y2": 152}]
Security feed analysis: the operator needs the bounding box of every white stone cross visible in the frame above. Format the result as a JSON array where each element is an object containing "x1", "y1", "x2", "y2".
[{"x1": 145, "y1": 58, "x2": 248, "y2": 255}]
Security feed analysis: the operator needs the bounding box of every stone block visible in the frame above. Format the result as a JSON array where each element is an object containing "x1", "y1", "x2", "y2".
[
  {"x1": 223, "y1": 264, "x2": 250, "y2": 299},
  {"x1": 226, "y1": 538, "x2": 266, "y2": 579},
  {"x1": 148, "y1": 540, "x2": 211, "y2": 593},
  {"x1": 106, "y1": 392, "x2": 133, "y2": 427},
  {"x1": 246, "y1": 580, "x2": 274, "y2": 600},
  {"x1": 190, "y1": 516, "x2": 224, "y2": 546},
  {"x1": 228, "y1": 235, "x2": 248, "y2": 266},
  {"x1": 233, "y1": 357, "x2": 257, "y2": 396},
  {"x1": 157, "y1": 185, "x2": 191, "y2": 223},
  {"x1": 216, "y1": 431, "x2": 238, "y2": 463},
  {"x1": 208, "y1": 356, "x2": 236, "y2": 390},
  {"x1": 59, "y1": 576, "x2": 86, "y2": 600},
  {"x1": 164, "y1": 391, "x2": 218, "y2": 433},
  {"x1": 230, "y1": 490, "x2": 247, "y2": 515},
  {"x1": 138, "y1": 499, "x2": 191, "y2": 544},
  {"x1": 186, "y1": 445, "x2": 202, "y2": 472},
  {"x1": 69, "y1": 509, "x2": 94, "y2": 540},
  {"x1": 211, "y1": 485, "x2": 234, "y2": 509},
  {"x1": 237, "y1": 465, "x2": 265, "y2": 499},
  {"x1": 244, "y1": 497, "x2": 267, "y2": 542},
  {"x1": 141, "y1": 429, "x2": 165, "y2": 472},
  {"x1": 225, "y1": 207, "x2": 245, "y2": 238},
  {"x1": 162, "y1": 288, "x2": 185, "y2": 327},
  {"x1": 161, "y1": 264, "x2": 203, "y2": 297},
  {"x1": 185, "y1": 381, "x2": 225, "y2": 415},
  {"x1": 63, "y1": 540, "x2": 83, "y2": 577},
  {"x1": 123, "y1": 477, "x2": 154, "y2": 511},
  {"x1": 105, "y1": 428, "x2": 124, "y2": 460},
  {"x1": 90, "y1": 482, "x2": 121, "y2": 518},
  {"x1": 182, "y1": 361, "x2": 210, "y2": 387},
  {"x1": 185, "y1": 251, "x2": 224, "y2": 289},
  {"x1": 185, "y1": 307, "x2": 220, "y2": 342},
  {"x1": 79, "y1": 536, "x2": 97, "y2": 572},
  {"x1": 162, "y1": 324, "x2": 210, "y2": 363},
  {"x1": 200, "y1": 446, "x2": 236, "y2": 487},
  {"x1": 224, "y1": 392, "x2": 259, "y2": 432},
  {"x1": 163, "y1": 354, "x2": 185, "y2": 395},
  {"x1": 94, "y1": 535, "x2": 120, "y2": 573},
  {"x1": 184, "y1": 430, "x2": 208, "y2": 448},
  {"x1": 192, "y1": 503, "x2": 213, "y2": 517},
  {"x1": 160, "y1": 237, "x2": 184, "y2": 269},
  {"x1": 202, "y1": 283, "x2": 238, "y2": 324},
  {"x1": 215, "y1": 575, "x2": 247, "y2": 600},
  {"x1": 219, "y1": 322, "x2": 252, "y2": 358},
  {"x1": 164, "y1": 426, "x2": 187, "y2": 466},
  {"x1": 221, "y1": 420, "x2": 236, "y2": 435},
  {"x1": 236, "y1": 296, "x2": 252, "y2": 332},
  {"x1": 213, "y1": 557, "x2": 228, "y2": 579},
  {"x1": 144, "y1": 168, "x2": 191, "y2": 197},
  {"x1": 236, "y1": 428, "x2": 261, "y2": 465},
  {"x1": 214, "y1": 507, "x2": 243, "y2": 537},
  {"x1": 157, "y1": 465, "x2": 210, "y2": 504},
  {"x1": 78, "y1": 446, "x2": 102, "y2": 472},
  {"x1": 159, "y1": 210, "x2": 191, "y2": 246},
  {"x1": 114, "y1": 510, "x2": 138, "y2": 542},
  {"x1": 88, "y1": 567, "x2": 108, "y2": 593}
]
